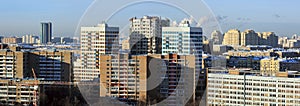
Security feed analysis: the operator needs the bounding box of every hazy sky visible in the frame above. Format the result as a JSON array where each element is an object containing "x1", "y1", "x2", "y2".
[{"x1": 0, "y1": 0, "x2": 299, "y2": 37}]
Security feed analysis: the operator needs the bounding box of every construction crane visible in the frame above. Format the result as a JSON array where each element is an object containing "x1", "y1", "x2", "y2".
[{"x1": 31, "y1": 68, "x2": 38, "y2": 106}]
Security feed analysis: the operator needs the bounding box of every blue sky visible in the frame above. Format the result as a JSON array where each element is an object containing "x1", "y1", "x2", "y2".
[{"x1": 0, "y1": 0, "x2": 299, "y2": 37}]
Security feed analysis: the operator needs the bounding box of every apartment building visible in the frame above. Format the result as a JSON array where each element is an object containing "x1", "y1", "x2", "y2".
[
  {"x1": 28, "y1": 51, "x2": 73, "y2": 82},
  {"x1": 207, "y1": 68, "x2": 300, "y2": 106},
  {"x1": 260, "y1": 58, "x2": 300, "y2": 76},
  {"x1": 0, "y1": 50, "x2": 26, "y2": 79},
  {"x1": 78, "y1": 23, "x2": 119, "y2": 81},
  {"x1": 222, "y1": 29, "x2": 241, "y2": 45},
  {"x1": 2, "y1": 37, "x2": 22, "y2": 44},
  {"x1": 241, "y1": 29, "x2": 259, "y2": 46},
  {"x1": 99, "y1": 54, "x2": 197, "y2": 105},
  {"x1": 162, "y1": 20, "x2": 204, "y2": 103},
  {"x1": 222, "y1": 29, "x2": 278, "y2": 47},
  {"x1": 0, "y1": 79, "x2": 39, "y2": 106},
  {"x1": 0, "y1": 48, "x2": 73, "y2": 81},
  {"x1": 129, "y1": 16, "x2": 170, "y2": 55}
]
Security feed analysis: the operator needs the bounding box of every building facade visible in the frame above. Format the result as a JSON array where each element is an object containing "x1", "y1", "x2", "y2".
[
  {"x1": 40, "y1": 22, "x2": 52, "y2": 44},
  {"x1": 211, "y1": 30, "x2": 223, "y2": 45},
  {"x1": 1, "y1": 37, "x2": 22, "y2": 44},
  {"x1": 222, "y1": 29, "x2": 278, "y2": 47},
  {"x1": 222, "y1": 29, "x2": 241, "y2": 45},
  {"x1": 22, "y1": 35, "x2": 39, "y2": 44},
  {"x1": 129, "y1": 16, "x2": 170, "y2": 55},
  {"x1": 0, "y1": 79, "x2": 39, "y2": 106},
  {"x1": 162, "y1": 20, "x2": 204, "y2": 104},
  {"x1": 99, "y1": 54, "x2": 197, "y2": 105},
  {"x1": 207, "y1": 68, "x2": 300, "y2": 106},
  {"x1": 241, "y1": 30, "x2": 259, "y2": 46},
  {"x1": 78, "y1": 23, "x2": 119, "y2": 82}
]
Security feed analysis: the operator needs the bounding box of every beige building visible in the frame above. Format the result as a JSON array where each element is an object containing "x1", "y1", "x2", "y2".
[
  {"x1": 260, "y1": 58, "x2": 280, "y2": 76},
  {"x1": 0, "y1": 50, "x2": 26, "y2": 79},
  {"x1": 222, "y1": 29, "x2": 241, "y2": 45},
  {"x1": 0, "y1": 79, "x2": 40, "y2": 106},
  {"x1": 226, "y1": 50, "x2": 273, "y2": 57},
  {"x1": 99, "y1": 54, "x2": 198, "y2": 105},
  {"x1": 121, "y1": 39, "x2": 130, "y2": 50},
  {"x1": 0, "y1": 48, "x2": 73, "y2": 81},
  {"x1": 222, "y1": 29, "x2": 278, "y2": 47},
  {"x1": 2, "y1": 37, "x2": 22, "y2": 44}
]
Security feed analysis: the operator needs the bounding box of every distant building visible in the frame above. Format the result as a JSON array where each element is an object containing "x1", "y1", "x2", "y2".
[
  {"x1": 121, "y1": 39, "x2": 130, "y2": 50},
  {"x1": 52, "y1": 37, "x2": 61, "y2": 44},
  {"x1": 226, "y1": 50, "x2": 275, "y2": 57},
  {"x1": 258, "y1": 32, "x2": 278, "y2": 47},
  {"x1": 241, "y1": 29, "x2": 259, "y2": 46},
  {"x1": 40, "y1": 22, "x2": 52, "y2": 44},
  {"x1": 222, "y1": 29, "x2": 278, "y2": 47},
  {"x1": 283, "y1": 39, "x2": 300, "y2": 48},
  {"x1": 227, "y1": 56, "x2": 263, "y2": 70},
  {"x1": 211, "y1": 30, "x2": 223, "y2": 45},
  {"x1": 129, "y1": 16, "x2": 170, "y2": 55},
  {"x1": 22, "y1": 35, "x2": 39, "y2": 44},
  {"x1": 222, "y1": 29, "x2": 241, "y2": 45},
  {"x1": 2, "y1": 37, "x2": 22, "y2": 44},
  {"x1": 52, "y1": 37, "x2": 75, "y2": 44}
]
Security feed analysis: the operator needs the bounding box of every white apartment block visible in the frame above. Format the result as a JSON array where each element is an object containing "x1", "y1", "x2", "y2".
[
  {"x1": 207, "y1": 68, "x2": 300, "y2": 106},
  {"x1": 77, "y1": 23, "x2": 119, "y2": 82},
  {"x1": 129, "y1": 16, "x2": 170, "y2": 55},
  {"x1": 22, "y1": 35, "x2": 39, "y2": 44}
]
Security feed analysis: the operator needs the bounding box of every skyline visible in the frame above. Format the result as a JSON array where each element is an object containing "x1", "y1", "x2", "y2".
[{"x1": 0, "y1": 0, "x2": 299, "y2": 37}]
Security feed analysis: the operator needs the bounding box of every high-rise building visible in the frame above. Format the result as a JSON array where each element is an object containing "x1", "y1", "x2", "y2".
[
  {"x1": 40, "y1": 22, "x2": 52, "y2": 44},
  {"x1": 207, "y1": 68, "x2": 300, "y2": 106},
  {"x1": 162, "y1": 19, "x2": 204, "y2": 103},
  {"x1": 241, "y1": 29, "x2": 259, "y2": 46},
  {"x1": 77, "y1": 23, "x2": 119, "y2": 81},
  {"x1": 99, "y1": 53, "x2": 197, "y2": 105},
  {"x1": 258, "y1": 32, "x2": 279, "y2": 47},
  {"x1": 129, "y1": 16, "x2": 170, "y2": 55},
  {"x1": 211, "y1": 30, "x2": 223, "y2": 45},
  {"x1": 222, "y1": 29, "x2": 241, "y2": 45}
]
